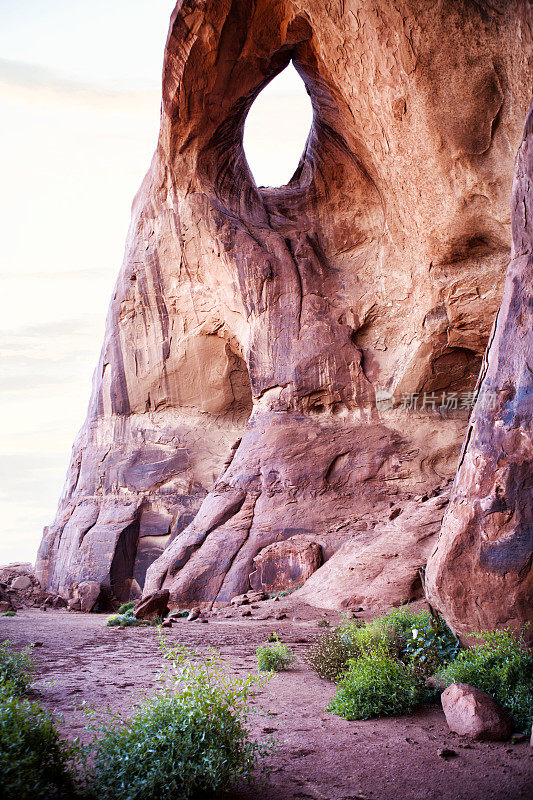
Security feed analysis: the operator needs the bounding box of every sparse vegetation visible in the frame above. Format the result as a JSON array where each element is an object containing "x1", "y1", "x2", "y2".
[
  {"x1": 82, "y1": 638, "x2": 269, "y2": 800},
  {"x1": 0, "y1": 640, "x2": 34, "y2": 695},
  {"x1": 304, "y1": 626, "x2": 361, "y2": 681},
  {"x1": 105, "y1": 611, "x2": 140, "y2": 627},
  {"x1": 438, "y1": 628, "x2": 533, "y2": 733},
  {"x1": 327, "y1": 646, "x2": 425, "y2": 720},
  {"x1": 0, "y1": 641, "x2": 81, "y2": 799},
  {"x1": 117, "y1": 601, "x2": 135, "y2": 614},
  {"x1": 2, "y1": 610, "x2": 16, "y2": 617},
  {"x1": 316, "y1": 607, "x2": 460, "y2": 721},
  {"x1": 256, "y1": 633, "x2": 295, "y2": 672}
]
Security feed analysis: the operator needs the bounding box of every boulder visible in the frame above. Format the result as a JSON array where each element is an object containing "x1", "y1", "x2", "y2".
[
  {"x1": 11, "y1": 575, "x2": 32, "y2": 591},
  {"x1": 441, "y1": 683, "x2": 512, "y2": 741},
  {"x1": 78, "y1": 580, "x2": 101, "y2": 613},
  {"x1": 133, "y1": 589, "x2": 169, "y2": 621},
  {"x1": 249, "y1": 536, "x2": 322, "y2": 594},
  {"x1": 187, "y1": 607, "x2": 200, "y2": 621}
]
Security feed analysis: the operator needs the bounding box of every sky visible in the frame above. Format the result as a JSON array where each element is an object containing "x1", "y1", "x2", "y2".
[{"x1": 0, "y1": 0, "x2": 313, "y2": 564}]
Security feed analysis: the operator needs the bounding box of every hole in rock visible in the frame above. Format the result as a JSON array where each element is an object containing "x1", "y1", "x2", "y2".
[{"x1": 243, "y1": 62, "x2": 313, "y2": 188}]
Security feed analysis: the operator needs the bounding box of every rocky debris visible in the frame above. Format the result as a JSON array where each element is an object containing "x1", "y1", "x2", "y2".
[
  {"x1": 67, "y1": 598, "x2": 81, "y2": 612},
  {"x1": 426, "y1": 100, "x2": 533, "y2": 643},
  {"x1": 77, "y1": 580, "x2": 101, "y2": 613},
  {"x1": 187, "y1": 607, "x2": 200, "y2": 621},
  {"x1": 35, "y1": 1, "x2": 533, "y2": 621},
  {"x1": 230, "y1": 590, "x2": 267, "y2": 606},
  {"x1": 0, "y1": 586, "x2": 14, "y2": 614},
  {"x1": 133, "y1": 589, "x2": 169, "y2": 621},
  {"x1": 441, "y1": 684, "x2": 513, "y2": 741},
  {"x1": 249, "y1": 537, "x2": 322, "y2": 594},
  {"x1": 0, "y1": 563, "x2": 33, "y2": 583}
]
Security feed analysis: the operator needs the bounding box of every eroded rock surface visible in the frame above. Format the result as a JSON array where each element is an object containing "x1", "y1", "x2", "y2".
[
  {"x1": 426, "y1": 100, "x2": 533, "y2": 643},
  {"x1": 36, "y1": 1, "x2": 533, "y2": 612}
]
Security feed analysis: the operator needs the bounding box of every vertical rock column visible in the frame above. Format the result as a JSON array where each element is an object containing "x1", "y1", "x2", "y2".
[{"x1": 426, "y1": 101, "x2": 533, "y2": 643}]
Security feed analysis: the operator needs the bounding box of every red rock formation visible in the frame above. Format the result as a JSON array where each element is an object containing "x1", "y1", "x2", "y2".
[
  {"x1": 35, "y1": 1, "x2": 532, "y2": 614},
  {"x1": 425, "y1": 100, "x2": 533, "y2": 643}
]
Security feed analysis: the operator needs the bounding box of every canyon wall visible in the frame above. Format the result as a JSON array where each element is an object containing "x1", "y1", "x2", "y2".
[
  {"x1": 426, "y1": 100, "x2": 533, "y2": 642},
  {"x1": 35, "y1": 1, "x2": 532, "y2": 616}
]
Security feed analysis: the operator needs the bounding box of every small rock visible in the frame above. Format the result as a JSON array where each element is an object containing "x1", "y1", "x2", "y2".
[
  {"x1": 0, "y1": 600, "x2": 13, "y2": 614},
  {"x1": 438, "y1": 748, "x2": 458, "y2": 759},
  {"x1": 31, "y1": 642, "x2": 44, "y2": 647},
  {"x1": 67, "y1": 598, "x2": 81, "y2": 611},
  {"x1": 199, "y1": 618, "x2": 208, "y2": 623},
  {"x1": 187, "y1": 607, "x2": 200, "y2": 621},
  {"x1": 241, "y1": 609, "x2": 252, "y2": 617},
  {"x1": 52, "y1": 596, "x2": 67, "y2": 608},
  {"x1": 441, "y1": 683, "x2": 512, "y2": 741},
  {"x1": 161, "y1": 619, "x2": 173, "y2": 628},
  {"x1": 275, "y1": 612, "x2": 287, "y2": 620}
]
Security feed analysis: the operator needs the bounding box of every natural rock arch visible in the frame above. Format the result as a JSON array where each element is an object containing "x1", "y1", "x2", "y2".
[{"x1": 36, "y1": 1, "x2": 532, "y2": 621}]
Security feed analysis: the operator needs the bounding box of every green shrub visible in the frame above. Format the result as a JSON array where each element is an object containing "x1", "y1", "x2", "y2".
[
  {"x1": 117, "y1": 601, "x2": 135, "y2": 614},
  {"x1": 328, "y1": 648, "x2": 424, "y2": 720},
  {"x1": 0, "y1": 685, "x2": 81, "y2": 800},
  {"x1": 105, "y1": 612, "x2": 140, "y2": 628},
  {"x1": 304, "y1": 627, "x2": 361, "y2": 681},
  {"x1": 2, "y1": 610, "x2": 16, "y2": 617},
  {"x1": 256, "y1": 634, "x2": 295, "y2": 672},
  {"x1": 438, "y1": 628, "x2": 533, "y2": 733},
  {"x1": 82, "y1": 640, "x2": 268, "y2": 800},
  {"x1": 0, "y1": 640, "x2": 33, "y2": 695}
]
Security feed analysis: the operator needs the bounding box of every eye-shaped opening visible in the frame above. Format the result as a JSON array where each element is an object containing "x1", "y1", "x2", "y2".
[{"x1": 243, "y1": 61, "x2": 313, "y2": 189}]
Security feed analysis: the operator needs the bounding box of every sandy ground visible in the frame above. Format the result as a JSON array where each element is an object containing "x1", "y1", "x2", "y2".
[{"x1": 1, "y1": 607, "x2": 531, "y2": 800}]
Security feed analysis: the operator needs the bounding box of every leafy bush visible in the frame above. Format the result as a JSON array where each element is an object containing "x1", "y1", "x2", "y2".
[
  {"x1": 327, "y1": 647, "x2": 424, "y2": 720},
  {"x1": 0, "y1": 640, "x2": 33, "y2": 695},
  {"x1": 82, "y1": 640, "x2": 268, "y2": 800},
  {"x1": 304, "y1": 627, "x2": 361, "y2": 681},
  {"x1": 256, "y1": 634, "x2": 295, "y2": 672},
  {"x1": 105, "y1": 612, "x2": 140, "y2": 627},
  {"x1": 307, "y1": 607, "x2": 459, "y2": 685},
  {"x1": 438, "y1": 628, "x2": 533, "y2": 733},
  {"x1": 0, "y1": 685, "x2": 81, "y2": 800},
  {"x1": 117, "y1": 601, "x2": 135, "y2": 614}
]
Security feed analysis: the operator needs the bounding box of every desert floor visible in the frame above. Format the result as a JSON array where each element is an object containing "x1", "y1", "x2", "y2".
[{"x1": 2, "y1": 606, "x2": 531, "y2": 800}]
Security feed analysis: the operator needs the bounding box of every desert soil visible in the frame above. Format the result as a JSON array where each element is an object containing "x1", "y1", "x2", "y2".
[{"x1": 1, "y1": 607, "x2": 531, "y2": 800}]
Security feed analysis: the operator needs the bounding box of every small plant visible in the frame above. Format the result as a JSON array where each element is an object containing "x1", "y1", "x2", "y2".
[
  {"x1": 328, "y1": 647, "x2": 424, "y2": 720},
  {"x1": 0, "y1": 640, "x2": 33, "y2": 695},
  {"x1": 256, "y1": 634, "x2": 295, "y2": 672},
  {"x1": 82, "y1": 638, "x2": 269, "y2": 800},
  {"x1": 268, "y1": 586, "x2": 301, "y2": 599},
  {"x1": 304, "y1": 627, "x2": 360, "y2": 681},
  {"x1": 2, "y1": 610, "x2": 16, "y2": 617},
  {"x1": 438, "y1": 628, "x2": 533, "y2": 733},
  {"x1": 117, "y1": 601, "x2": 135, "y2": 614},
  {"x1": 105, "y1": 612, "x2": 140, "y2": 628},
  {"x1": 317, "y1": 618, "x2": 330, "y2": 628}
]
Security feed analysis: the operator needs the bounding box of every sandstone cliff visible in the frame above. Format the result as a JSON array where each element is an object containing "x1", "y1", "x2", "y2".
[
  {"x1": 426, "y1": 99, "x2": 533, "y2": 642},
  {"x1": 36, "y1": 1, "x2": 532, "y2": 616}
]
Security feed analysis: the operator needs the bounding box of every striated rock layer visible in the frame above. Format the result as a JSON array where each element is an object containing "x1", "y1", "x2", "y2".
[
  {"x1": 36, "y1": 1, "x2": 533, "y2": 612},
  {"x1": 426, "y1": 101, "x2": 533, "y2": 644}
]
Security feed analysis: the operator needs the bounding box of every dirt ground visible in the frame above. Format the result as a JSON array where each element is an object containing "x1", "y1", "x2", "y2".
[{"x1": 1, "y1": 607, "x2": 531, "y2": 800}]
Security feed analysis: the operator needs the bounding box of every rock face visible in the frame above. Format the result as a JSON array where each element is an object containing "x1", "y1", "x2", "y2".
[
  {"x1": 426, "y1": 101, "x2": 533, "y2": 643},
  {"x1": 35, "y1": 1, "x2": 533, "y2": 613},
  {"x1": 249, "y1": 536, "x2": 322, "y2": 594},
  {"x1": 441, "y1": 683, "x2": 513, "y2": 741}
]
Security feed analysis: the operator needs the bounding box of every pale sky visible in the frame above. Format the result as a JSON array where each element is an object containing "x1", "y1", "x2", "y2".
[{"x1": 0, "y1": 0, "x2": 313, "y2": 564}]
